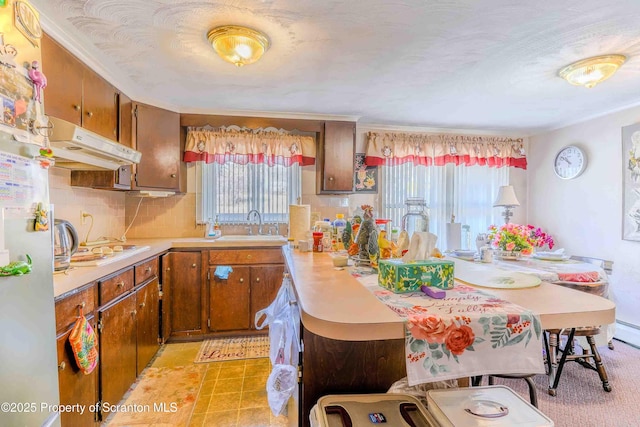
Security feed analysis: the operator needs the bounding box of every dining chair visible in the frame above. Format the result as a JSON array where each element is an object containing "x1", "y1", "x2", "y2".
[{"x1": 545, "y1": 256, "x2": 613, "y2": 396}]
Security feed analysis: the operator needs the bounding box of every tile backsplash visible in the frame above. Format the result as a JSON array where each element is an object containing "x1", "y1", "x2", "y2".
[{"x1": 49, "y1": 168, "x2": 125, "y2": 242}]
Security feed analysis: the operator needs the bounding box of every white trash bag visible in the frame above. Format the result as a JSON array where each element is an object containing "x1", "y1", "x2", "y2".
[{"x1": 266, "y1": 363, "x2": 298, "y2": 416}]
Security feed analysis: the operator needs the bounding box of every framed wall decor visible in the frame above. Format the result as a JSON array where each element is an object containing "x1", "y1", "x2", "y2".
[
  {"x1": 622, "y1": 123, "x2": 640, "y2": 241},
  {"x1": 354, "y1": 153, "x2": 377, "y2": 193}
]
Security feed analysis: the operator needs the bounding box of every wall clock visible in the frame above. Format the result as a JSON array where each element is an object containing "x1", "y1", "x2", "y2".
[{"x1": 553, "y1": 145, "x2": 587, "y2": 179}]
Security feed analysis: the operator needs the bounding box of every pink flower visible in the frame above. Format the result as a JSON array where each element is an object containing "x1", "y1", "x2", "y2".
[
  {"x1": 506, "y1": 242, "x2": 515, "y2": 251},
  {"x1": 407, "y1": 315, "x2": 452, "y2": 343}
]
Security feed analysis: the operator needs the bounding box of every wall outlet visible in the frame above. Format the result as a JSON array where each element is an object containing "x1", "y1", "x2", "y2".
[{"x1": 81, "y1": 211, "x2": 89, "y2": 225}]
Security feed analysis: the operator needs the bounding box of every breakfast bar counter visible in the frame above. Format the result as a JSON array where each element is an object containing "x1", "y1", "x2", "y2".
[
  {"x1": 283, "y1": 247, "x2": 616, "y2": 426},
  {"x1": 284, "y1": 248, "x2": 616, "y2": 339}
]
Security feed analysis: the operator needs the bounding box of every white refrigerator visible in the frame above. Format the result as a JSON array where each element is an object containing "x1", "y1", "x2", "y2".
[{"x1": 0, "y1": 136, "x2": 60, "y2": 427}]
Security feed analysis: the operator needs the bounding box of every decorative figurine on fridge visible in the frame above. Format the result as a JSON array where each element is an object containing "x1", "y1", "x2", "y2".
[
  {"x1": 28, "y1": 60, "x2": 46, "y2": 103},
  {"x1": 34, "y1": 202, "x2": 48, "y2": 231}
]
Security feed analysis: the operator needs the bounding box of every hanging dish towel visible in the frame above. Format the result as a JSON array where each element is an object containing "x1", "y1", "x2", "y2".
[
  {"x1": 214, "y1": 266, "x2": 233, "y2": 279},
  {"x1": 68, "y1": 309, "x2": 99, "y2": 375}
]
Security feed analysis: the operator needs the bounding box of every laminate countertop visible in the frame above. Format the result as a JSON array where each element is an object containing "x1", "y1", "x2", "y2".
[
  {"x1": 283, "y1": 248, "x2": 616, "y2": 342},
  {"x1": 53, "y1": 237, "x2": 286, "y2": 298}
]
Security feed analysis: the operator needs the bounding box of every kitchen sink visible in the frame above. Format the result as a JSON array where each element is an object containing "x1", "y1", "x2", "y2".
[{"x1": 217, "y1": 235, "x2": 287, "y2": 242}]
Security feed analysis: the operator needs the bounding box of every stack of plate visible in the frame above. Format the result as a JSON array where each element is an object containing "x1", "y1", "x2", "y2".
[
  {"x1": 533, "y1": 251, "x2": 569, "y2": 261},
  {"x1": 452, "y1": 249, "x2": 476, "y2": 260}
]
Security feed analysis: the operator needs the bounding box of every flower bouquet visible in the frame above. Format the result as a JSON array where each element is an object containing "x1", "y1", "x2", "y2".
[{"x1": 487, "y1": 223, "x2": 554, "y2": 259}]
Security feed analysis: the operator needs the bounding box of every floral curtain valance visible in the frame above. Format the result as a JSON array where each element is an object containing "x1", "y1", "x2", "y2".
[
  {"x1": 184, "y1": 126, "x2": 316, "y2": 166},
  {"x1": 365, "y1": 131, "x2": 527, "y2": 169}
]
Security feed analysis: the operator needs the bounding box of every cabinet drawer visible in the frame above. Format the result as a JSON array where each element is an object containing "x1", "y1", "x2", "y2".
[
  {"x1": 208, "y1": 249, "x2": 283, "y2": 265},
  {"x1": 99, "y1": 268, "x2": 134, "y2": 305},
  {"x1": 55, "y1": 284, "x2": 96, "y2": 333},
  {"x1": 135, "y1": 257, "x2": 158, "y2": 285}
]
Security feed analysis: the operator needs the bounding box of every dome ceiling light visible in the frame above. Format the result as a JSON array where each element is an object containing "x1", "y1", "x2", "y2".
[
  {"x1": 207, "y1": 25, "x2": 270, "y2": 67},
  {"x1": 558, "y1": 54, "x2": 627, "y2": 88}
]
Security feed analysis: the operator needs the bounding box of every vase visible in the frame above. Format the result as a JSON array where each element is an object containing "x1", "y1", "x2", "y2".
[{"x1": 495, "y1": 250, "x2": 522, "y2": 260}]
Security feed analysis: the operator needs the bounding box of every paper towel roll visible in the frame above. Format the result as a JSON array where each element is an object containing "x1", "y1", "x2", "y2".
[
  {"x1": 289, "y1": 205, "x2": 311, "y2": 246},
  {"x1": 446, "y1": 223, "x2": 461, "y2": 251}
]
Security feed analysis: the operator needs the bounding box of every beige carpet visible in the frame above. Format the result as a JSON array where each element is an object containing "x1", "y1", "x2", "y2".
[
  {"x1": 195, "y1": 335, "x2": 269, "y2": 363},
  {"x1": 487, "y1": 339, "x2": 640, "y2": 427}
]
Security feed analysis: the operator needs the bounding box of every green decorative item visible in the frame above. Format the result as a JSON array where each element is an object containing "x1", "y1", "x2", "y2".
[
  {"x1": 342, "y1": 220, "x2": 352, "y2": 247},
  {"x1": 355, "y1": 205, "x2": 375, "y2": 260},
  {"x1": 367, "y1": 227, "x2": 379, "y2": 264},
  {"x1": 378, "y1": 258, "x2": 454, "y2": 293},
  {"x1": 0, "y1": 255, "x2": 32, "y2": 276}
]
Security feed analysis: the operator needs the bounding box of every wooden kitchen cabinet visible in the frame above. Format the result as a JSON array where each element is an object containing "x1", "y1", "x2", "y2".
[
  {"x1": 42, "y1": 33, "x2": 119, "y2": 141},
  {"x1": 98, "y1": 291, "x2": 137, "y2": 408},
  {"x1": 54, "y1": 283, "x2": 99, "y2": 427},
  {"x1": 56, "y1": 321, "x2": 99, "y2": 427},
  {"x1": 132, "y1": 102, "x2": 183, "y2": 192},
  {"x1": 250, "y1": 264, "x2": 285, "y2": 329},
  {"x1": 135, "y1": 278, "x2": 160, "y2": 375},
  {"x1": 209, "y1": 265, "x2": 251, "y2": 331},
  {"x1": 207, "y1": 248, "x2": 284, "y2": 333},
  {"x1": 162, "y1": 251, "x2": 204, "y2": 339},
  {"x1": 317, "y1": 121, "x2": 356, "y2": 193}
]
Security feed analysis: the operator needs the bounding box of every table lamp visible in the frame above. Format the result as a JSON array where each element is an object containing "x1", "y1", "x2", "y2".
[{"x1": 493, "y1": 185, "x2": 520, "y2": 224}]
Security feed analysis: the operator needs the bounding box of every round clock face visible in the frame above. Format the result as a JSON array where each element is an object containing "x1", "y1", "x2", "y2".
[{"x1": 554, "y1": 145, "x2": 587, "y2": 179}]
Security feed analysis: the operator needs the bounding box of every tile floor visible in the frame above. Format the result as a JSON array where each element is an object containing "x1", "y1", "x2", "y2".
[{"x1": 106, "y1": 341, "x2": 289, "y2": 427}]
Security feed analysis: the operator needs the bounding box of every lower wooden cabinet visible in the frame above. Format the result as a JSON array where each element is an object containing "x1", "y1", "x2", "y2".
[
  {"x1": 209, "y1": 265, "x2": 251, "y2": 331},
  {"x1": 250, "y1": 265, "x2": 285, "y2": 329},
  {"x1": 162, "y1": 251, "x2": 204, "y2": 339},
  {"x1": 56, "y1": 320, "x2": 98, "y2": 427},
  {"x1": 136, "y1": 278, "x2": 160, "y2": 375},
  {"x1": 99, "y1": 292, "x2": 137, "y2": 407}
]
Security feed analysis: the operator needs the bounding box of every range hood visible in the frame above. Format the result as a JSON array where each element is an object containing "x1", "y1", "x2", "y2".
[{"x1": 48, "y1": 117, "x2": 142, "y2": 170}]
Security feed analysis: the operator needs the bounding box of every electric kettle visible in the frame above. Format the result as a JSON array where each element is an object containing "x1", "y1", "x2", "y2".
[{"x1": 53, "y1": 219, "x2": 79, "y2": 271}]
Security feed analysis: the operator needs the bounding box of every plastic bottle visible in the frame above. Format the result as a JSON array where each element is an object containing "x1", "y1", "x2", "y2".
[
  {"x1": 462, "y1": 224, "x2": 471, "y2": 250},
  {"x1": 333, "y1": 214, "x2": 347, "y2": 245},
  {"x1": 213, "y1": 215, "x2": 221, "y2": 238},
  {"x1": 206, "y1": 218, "x2": 216, "y2": 238}
]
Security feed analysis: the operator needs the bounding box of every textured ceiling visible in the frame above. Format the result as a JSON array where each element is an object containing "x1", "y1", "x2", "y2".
[{"x1": 29, "y1": 0, "x2": 640, "y2": 134}]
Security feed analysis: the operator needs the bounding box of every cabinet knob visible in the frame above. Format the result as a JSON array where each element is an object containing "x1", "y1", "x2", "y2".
[
  {"x1": 289, "y1": 300, "x2": 298, "y2": 306},
  {"x1": 58, "y1": 361, "x2": 66, "y2": 370},
  {"x1": 146, "y1": 266, "x2": 152, "y2": 273},
  {"x1": 170, "y1": 174, "x2": 176, "y2": 178},
  {"x1": 132, "y1": 309, "x2": 137, "y2": 316},
  {"x1": 139, "y1": 302, "x2": 146, "y2": 308},
  {"x1": 86, "y1": 111, "x2": 94, "y2": 118},
  {"x1": 239, "y1": 278, "x2": 244, "y2": 283},
  {"x1": 256, "y1": 277, "x2": 260, "y2": 283},
  {"x1": 73, "y1": 104, "x2": 81, "y2": 111},
  {"x1": 247, "y1": 254, "x2": 252, "y2": 259},
  {"x1": 191, "y1": 263, "x2": 197, "y2": 268},
  {"x1": 328, "y1": 176, "x2": 334, "y2": 181},
  {"x1": 166, "y1": 267, "x2": 171, "y2": 271},
  {"x1": 116, "y1": 281, "x2": 124, "y2": 288}
]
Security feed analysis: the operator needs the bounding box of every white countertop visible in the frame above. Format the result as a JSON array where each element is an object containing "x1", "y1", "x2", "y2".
[
  {"x1": 53, "y1": 237, "x2": 286, "y2": 298},
  {"x1": 284, "y1": 248, "x2": 616, "y2": 341}
]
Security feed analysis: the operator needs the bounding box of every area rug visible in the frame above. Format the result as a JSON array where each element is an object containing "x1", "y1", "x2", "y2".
[
  {"x1": 487, "y1": 339, "x2": 640, "y2": 427},
  {"x1": 105, "y1": 364, "x2": 205, "y2": 427},
  {"x1": 195, "y1": 335, "x2": 270, "y2": 363}
]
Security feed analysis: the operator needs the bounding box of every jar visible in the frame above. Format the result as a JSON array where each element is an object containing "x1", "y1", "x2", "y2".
[
  {"x1": 312, "y1": 232, "x2": 324, "y2": 252},
  {"x1": 401, "y1": 198, "x2": 430, "y2": 237}
]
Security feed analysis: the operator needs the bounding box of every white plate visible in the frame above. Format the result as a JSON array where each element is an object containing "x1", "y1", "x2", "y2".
[
  {"x1": 453, "y1": 249, "x2": 476, "y2": 257},
  {"x1": 533, "y1": 253, "x2": 570, "y2": 261}
]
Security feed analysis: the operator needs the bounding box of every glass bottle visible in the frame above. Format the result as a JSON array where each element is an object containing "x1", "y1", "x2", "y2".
[{"x1": 401, "y1": 198, "x2": 430, "y2": 237}]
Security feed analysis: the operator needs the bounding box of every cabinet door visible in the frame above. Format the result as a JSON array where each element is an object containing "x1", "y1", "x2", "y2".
[
  {"x1": 136, "y1": 278, "x2": 160, "y2": 375},
  {"x1": 163, "y1": 252, "x2": 203, "y2": 338},
  {"x1": 319, "y1": 121, "x2": 355, "y2": 193},
  {"x1": 41, "y1": 33, "x2": 83, "y2": 126},
  {"x1": 133, "y1": 103, "x2": 181, "y2": 190},
  {"x1": 82, "y1": 69, "x2": 119, "y2": 141},
  {"x1": 250, "y1": 265, "x2": 285, "y2": 330},
  {"x1": 209, "y1": 266, "x2": 250, "y2": 331},
  {"x1": 118, "y1": 92, "x2": 133, "y2": 147},
  {"x1": 57, "y1": 323, "x2": 98, "y2": 427},
  {"x1": 99, "y1": 293, "x2": 137, "y2": 407}
]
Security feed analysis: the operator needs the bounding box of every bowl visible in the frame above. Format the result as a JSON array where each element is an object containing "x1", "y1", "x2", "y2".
[{"x1": 332, "y1": 255, "x2": 349, "y2": 267}]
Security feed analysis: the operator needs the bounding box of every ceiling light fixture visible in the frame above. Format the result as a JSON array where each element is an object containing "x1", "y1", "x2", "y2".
[
  {"x1": 207, "y1": 25, "x2": 270, "y2": 67},
  {"x1": 558, "y1": 54, "x2": 627, "y2": 88}
]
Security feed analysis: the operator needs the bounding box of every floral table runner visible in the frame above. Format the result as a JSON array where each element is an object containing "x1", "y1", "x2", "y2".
[{"x1": 353, "y1": 272, "x2": 545, "y2": 386}]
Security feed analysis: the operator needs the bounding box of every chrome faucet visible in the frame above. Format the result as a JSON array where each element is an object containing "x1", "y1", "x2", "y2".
[{"x1": 246, "y1": 209, "x2": 263, "y2": 235}]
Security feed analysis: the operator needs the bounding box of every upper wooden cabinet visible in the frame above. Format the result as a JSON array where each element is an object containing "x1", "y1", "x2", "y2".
[
  {"x1": 317, "y1": 121, "x2": 356, "y2": 193},
  {"x1": 132, "y1": 102, "x2": 184, "y2": 192},
  {"x1": 41, "y1": 33, "x2": 119, "y2": 141}
]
